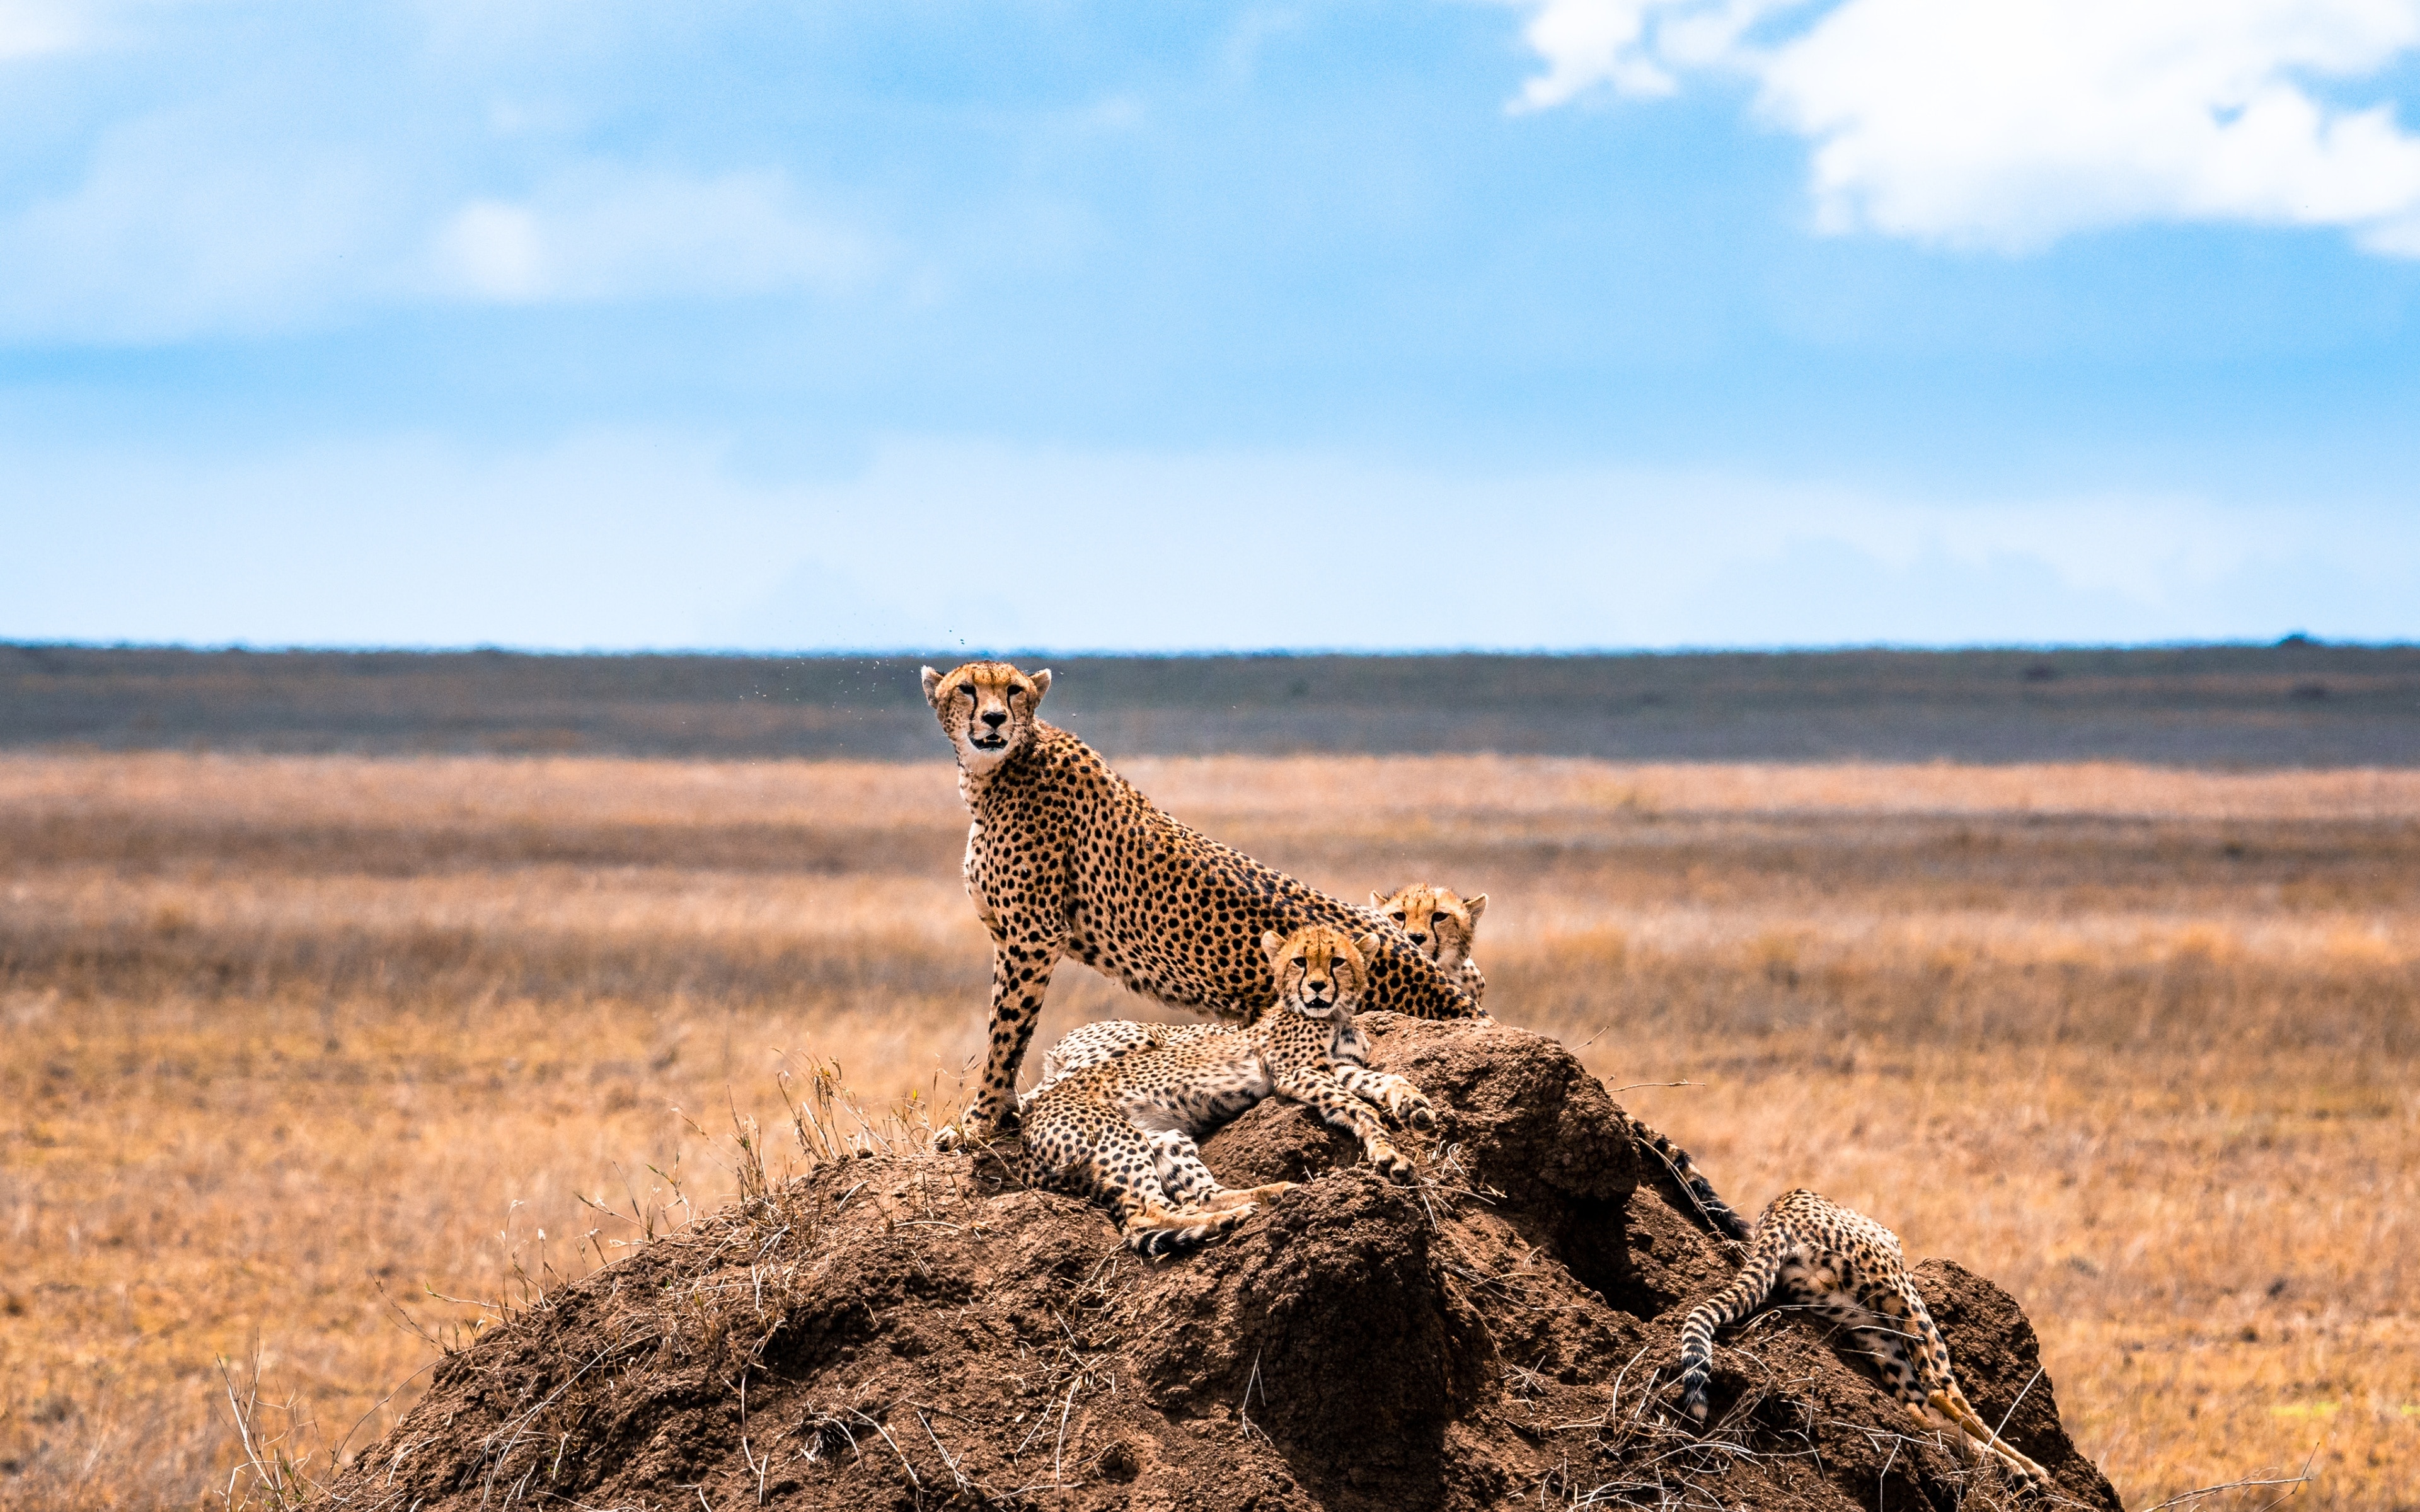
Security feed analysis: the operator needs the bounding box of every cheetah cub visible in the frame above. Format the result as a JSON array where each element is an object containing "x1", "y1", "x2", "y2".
[
  {"x1": 1017, "y1": 924, "x2": 1437, "y2": 1256},
  {"x1": 1369, "y1": 883, "x2": 1487, "y2": 1007},
  {"x1": 1679, "y1": 1189, "x2": 2050, "y2": 1494}
]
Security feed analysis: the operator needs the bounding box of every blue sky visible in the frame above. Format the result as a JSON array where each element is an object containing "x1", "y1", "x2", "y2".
[{"x1": 4, "y1": 0, "x2": 2417, "y2": 651}]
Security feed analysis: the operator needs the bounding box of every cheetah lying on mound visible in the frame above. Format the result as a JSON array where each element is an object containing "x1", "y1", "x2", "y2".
[
  {"x1": 922, "y1": 660, "x2": 1479, "y2": 1139},
  {"x1": 1016, "y1": 924, "x2": 1434, "y2": 1256},
  {"x1": 1030, "y1": 879, "x2": 1748, "y2": 1251},
  {"x1": 1024, "y1": 878, "x2": 1492, "y2": 1102},
  {"x1": 1681, "y1": 1188, "x2": 2050, "y2": 1494}
]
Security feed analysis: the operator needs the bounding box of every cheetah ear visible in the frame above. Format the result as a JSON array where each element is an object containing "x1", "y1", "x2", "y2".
[
  {"x1": 1370, "y1": 890, "x2": 1388, "y2": 908},
  {"x1": 1260, "y1": 930, "x2": 1285, "y2": 962},
  {"x1": 1028, "y1": 668, "x2": 1052, "y2": 705},
  {"x1": 1463, "y1": 893, "x2": 1487, "y2": 927},
  {"x1": 920, "y1": 665, "x2": 943, "y2": 709},
  {"x1": 1352, "y1": 931, "x2": 1381, "y2": 961}
]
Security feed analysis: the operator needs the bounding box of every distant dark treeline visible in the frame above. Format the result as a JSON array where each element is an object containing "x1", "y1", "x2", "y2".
[{"x1": 4, "y1": 641, "x2": 2416, "y2": 766}]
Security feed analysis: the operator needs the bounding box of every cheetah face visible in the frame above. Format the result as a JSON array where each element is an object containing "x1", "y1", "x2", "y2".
[
  {"x1": 1259, "y1": 925, "x2": 1380, "y2": 1019},
  {"x1": 1370, "y1": 885, "x2": 1486, "y2": 970},
  {"x1": 921, "y1": 660, "x2": 1053, "y2": 773}
]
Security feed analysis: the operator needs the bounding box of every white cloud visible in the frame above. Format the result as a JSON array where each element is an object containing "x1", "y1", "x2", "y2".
[
  {"x1": 0, "y1": 0, "x2": 102, "y2": 60},
  {"x1": 1510, "y1": 0, "x2": 1676, "y2": 104},
  {"x1": 1507, "y1": 0, "x2": 2420, "y2": 254},
  {"x1": 0, "y1": 122, "x2": 878, "y2": 340},
  {"x1": 0, "y1": 117, "x2": 403, "y2": 341},
  {"x1": 0, "y1": 4, "x2": 881, "y2": 340},
  {"x1": 430, "y1": 168, "x2": 875, "y2": 306}
]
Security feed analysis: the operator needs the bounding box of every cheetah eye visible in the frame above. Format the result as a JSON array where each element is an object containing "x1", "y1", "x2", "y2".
[
  {"x1": 1389, "y1": 911, "x2": 1406, "y2": 922},
  {"x1": 960, "y1": 685, "x2": 979, "y2": 699},
  {"x1": 1292, "y1": 956, "x2": 1306, "y2": 968}
]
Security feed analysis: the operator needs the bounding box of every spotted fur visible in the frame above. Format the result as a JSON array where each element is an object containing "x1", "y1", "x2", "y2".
[
  {"x1": 1035, "y1": 875, "x2": 1728, "y2": 1244},
  {"x1": 1367, "y1": 883, "x2": 1488, "y2": 1006},
  {"x1": 922, "y1": 661, "x2": 1480, "y2": 1138},
  {"x1": 1017, "y1": 925, "x2": 1437, "y2": 1256},
  {"x1": 1028, "y1": 877, "x2": 1495, "y2": 1101},
  {"x1": 1679, "y1": 1189, "x2": 2049, "y2": 1493}
]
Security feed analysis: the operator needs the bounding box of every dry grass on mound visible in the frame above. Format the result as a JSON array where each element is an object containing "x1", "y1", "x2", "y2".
[{"x1": 1, "y1": 752, "x2": 2416, "y2": 1509}]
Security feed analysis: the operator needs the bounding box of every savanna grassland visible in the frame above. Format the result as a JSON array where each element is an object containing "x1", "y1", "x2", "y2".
[{"x1": 2, "y1": 751, "x2": 2416, "y2": 1510}]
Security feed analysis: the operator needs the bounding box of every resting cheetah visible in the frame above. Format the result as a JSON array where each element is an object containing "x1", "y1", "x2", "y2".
[
  {"x1": 1035, "y1": 1038, "x2": 1749, "y2": 1252},
  {"x1": 1025, "y1": 878, "x2": 1490, "y2": 1100},
  {"x1": 1679, "y1": 1189, "x2": 2050, "y2": 1492},
  {"x1": 1368, "y1": 882, "x2": 1488, "y2": 1006},
  {"x1": 1017, "y1": 925, "x2": 1436, "y2": 1256},
  {"x1": 923, "y1": 661, "x2": 1479, "y2": 1137}
]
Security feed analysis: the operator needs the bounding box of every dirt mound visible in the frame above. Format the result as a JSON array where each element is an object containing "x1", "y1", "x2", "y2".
[{"x1": 319, "y1": 1019, "x2": 2121, "y2": 1511}]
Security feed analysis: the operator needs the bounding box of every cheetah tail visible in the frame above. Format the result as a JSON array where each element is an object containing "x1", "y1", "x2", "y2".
[
  {"x1": 1632, "y1": 1118, "x2": 1752, "y2": 1244},
  {"x1": 1677, "y1": 1242, "x2": 1783, "y2": 1424}
]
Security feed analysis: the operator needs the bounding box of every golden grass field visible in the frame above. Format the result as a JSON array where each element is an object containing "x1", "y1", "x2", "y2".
[{"x1": 2, "y1": 752, "x2": 2416, "y2": 1509}]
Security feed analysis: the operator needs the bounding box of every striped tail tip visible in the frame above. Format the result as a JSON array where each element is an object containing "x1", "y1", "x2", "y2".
[{"x1": 1692, "y1": 1179, "x2": 1753, "y2": 1244}]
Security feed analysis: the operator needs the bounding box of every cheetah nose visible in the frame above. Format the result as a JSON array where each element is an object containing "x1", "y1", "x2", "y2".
[
  {"x1": 980, "y1": 710, "x2": 1008, "y2": 728},
  {"x1": 1409, "y1": 932, "x2": 1426, "y2": 944}
]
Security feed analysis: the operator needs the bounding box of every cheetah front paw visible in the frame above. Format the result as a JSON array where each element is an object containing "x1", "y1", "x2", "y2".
[
  {"x1": 1371, "y1": 1143, "x2": 1417, "y2": 1184},
  {"x1": 1199, "y1": 1181, "x2": 1294, "y2": 1210},
  {"x1": 935, "y1": 1104, "x2": 1017, "y2": 1151},
  {"x1": 1388, "y1": 1089, "x2": 1438, "y2": 1131}
]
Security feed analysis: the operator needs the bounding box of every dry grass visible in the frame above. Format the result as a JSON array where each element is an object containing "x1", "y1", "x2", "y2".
[{"x1": 3, "y1": 751, "x2": 2416, "y2": 1509}]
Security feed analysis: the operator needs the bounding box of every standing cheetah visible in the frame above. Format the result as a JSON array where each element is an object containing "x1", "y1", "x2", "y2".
[
  {"x1": 1017, "y1": 925, "x2": 1436, "y2": 1255},
  {"x1": 1678, "y1": 1189, "x2": 2050, "y2": 1493},
  {"x1": 922, "y1": 661, "x2": 1479, "y2": 1138}
]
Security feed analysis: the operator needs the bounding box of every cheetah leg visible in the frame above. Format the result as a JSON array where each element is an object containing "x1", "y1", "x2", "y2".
[
  {"x1": 1274, "y1": 1067, "x2": 1414, "y2": 1183},
  {"x1": 1148, "y1": 1129, "x2": 1226, "y2": 1207},
  {"x1": 1148, "y1": 1129, "x2": 1293, "y2": 1211},
  {"x1": 1093, "y1": 1123, "x2": 1253, "y2": 1257},
  {"x1": 961, "y1": 930, "x2": 1064, "y2": 1136},
  {"x1": 1886, "y1": 1284, "x2": 2053, "y2": 1491},
  {"x1": 1858, "y1": 1282, "x2": 2050, "y2": 1493},
  {"x1": 1842, "y1": 1322, "x2": 1931, "y2": 1411},
  {"x1": 1329, "y1": 1064, "x2": 1436, "y2": 1131},
  {"x1": 1926, "y1": 1385, "x2": 2053, "y2": 1491}
]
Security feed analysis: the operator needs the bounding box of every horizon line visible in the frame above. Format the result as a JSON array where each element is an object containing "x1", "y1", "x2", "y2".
[{"x1": 1, "y1": 634, "x2": 2390, "y2": 660}]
